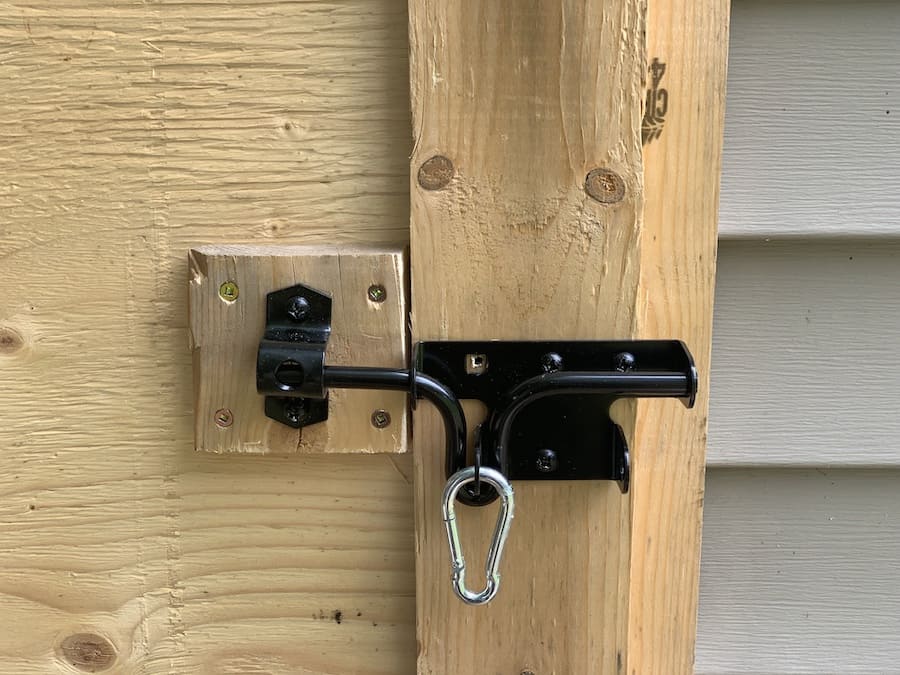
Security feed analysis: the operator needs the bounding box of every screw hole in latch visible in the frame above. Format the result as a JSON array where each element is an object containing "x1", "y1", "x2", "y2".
[{"x1": 466, "y1": 353, "x2": 488, "y2": 375}]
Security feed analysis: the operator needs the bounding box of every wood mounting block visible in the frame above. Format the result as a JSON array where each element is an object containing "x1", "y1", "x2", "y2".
[{"x1": 188, "y1": 244, "x2": 408, "y2": 455}]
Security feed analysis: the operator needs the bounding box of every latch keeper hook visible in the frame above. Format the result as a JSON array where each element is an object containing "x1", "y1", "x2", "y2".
[{"x1": 442, "y1": 466, "x2": 515, "y2": 605}]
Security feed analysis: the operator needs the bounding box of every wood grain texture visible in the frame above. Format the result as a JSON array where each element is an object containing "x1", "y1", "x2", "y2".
[
  {"x1": 627, "y1": 1, "x2": 729, "y2": 672},
  {"x1": 409, "y1": 2, "x2": 647, "y2": 672},
  {"x1": 697, "y1": 468, "x2": 900, "y2": 675},
  {"x1": 719, "y1": 0, "x2": 900, "y2": 239},
  {"x1": 709, "y1": 240, "x2": 900, "y2": 468},
  {"x1": 189, "y1": 245, "x2": 408, "y2": 455},
  {"x1": 1, "y1": 0, "x2": 888, "y2": 671},
  {"x1": 0, "y1": 1, "x2": 416, "y2": 672}
]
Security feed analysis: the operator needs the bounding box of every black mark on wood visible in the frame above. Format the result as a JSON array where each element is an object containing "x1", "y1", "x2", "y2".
[{"x1": 642, "y1": 58, "x2": 668, "y2": 145}]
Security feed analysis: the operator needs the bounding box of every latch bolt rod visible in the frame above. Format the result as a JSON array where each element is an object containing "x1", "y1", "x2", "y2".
[{"x1": 322, "y1": 366, "x2": 467, "y2": 482}]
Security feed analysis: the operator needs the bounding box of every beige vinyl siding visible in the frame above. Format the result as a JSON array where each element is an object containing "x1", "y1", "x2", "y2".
[
  {"x1": 697, "y1": 469, "x2": 900, "y2": 674},
  {"x1": 697, "y1": 0, "x2": 900, "y2": 672},
  {"x1": 709, "y1": 241, "x2": 900, "y2": 468},
  {"x1": 719, "y1": 0, "x2": 900, "y2": 239}
]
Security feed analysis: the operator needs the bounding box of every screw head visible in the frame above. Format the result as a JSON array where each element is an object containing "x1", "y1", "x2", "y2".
[
  {"x1": 218, "y1": 281, "x2": 239, "y2": 302},
  {"x1": 535, "y1": 448, "x2": 558, "y2": 473},
  {"x1": 367, "y1": 284, "x2": 387, "y2": 303},
  {"x1": 287, "y1": 296, "x2": 310, "y2": 321},
  {"x1": 541, "y1": 352, "x2": 564, "y2": 373},
  {"x1": 371, "y1": 409, "x2": 391, "y2": 429},
  {"x1": 284, "y1": 400, "x2": 307, "y2": 425},
  {"x1": 214, "y1": 408, "x2": 233, "y2": 428},
  {"x1": 614, "y1": 352, "x2": 636, "y2": 372}
]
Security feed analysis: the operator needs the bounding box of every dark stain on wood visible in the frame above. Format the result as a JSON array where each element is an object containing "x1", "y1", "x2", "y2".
[
  {"x1": 0, "y1": 326, "x2": 24, "y2": 354},
  {"x1": 312, "y1": 608, "x2": 345, "y2": 624}
]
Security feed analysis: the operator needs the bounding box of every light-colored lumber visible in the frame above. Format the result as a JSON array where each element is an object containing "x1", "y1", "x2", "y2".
[
  {"x1": 189, "y1": 245, "x2": 408, "y2": 455},
  {"x1": 627, "y1": 1, "x2": 730, "y2": 672},
  {"x1": 0, "y1": 1, "x2": 416, "y2": 672},
  {"x1": 409, "y1": 2, "x2": 646, "y2": 672}
]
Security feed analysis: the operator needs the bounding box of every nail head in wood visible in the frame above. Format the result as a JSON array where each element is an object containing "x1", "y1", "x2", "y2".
[
  {"x1": 417, "y1": 155, "x2": 454, "y2": 190},
  {"x1": 585, "y1": 168, "x2": 626, "y2": 204}
]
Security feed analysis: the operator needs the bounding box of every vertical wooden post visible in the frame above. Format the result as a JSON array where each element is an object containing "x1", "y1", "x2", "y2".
[
  {"x1": 410, "y1": 2, "x2": 645, "y2": 673},
  {"x1": 628, "y1": 2, "x2": 730, "y2": 673},
  {"x1": 409, "y1": 0, "x2": 728, "y2": 672}
]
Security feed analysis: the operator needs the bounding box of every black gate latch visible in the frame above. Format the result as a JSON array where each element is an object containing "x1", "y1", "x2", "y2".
[{"x1": 257, "y1": 283, "x2": 697, "y2": 506}]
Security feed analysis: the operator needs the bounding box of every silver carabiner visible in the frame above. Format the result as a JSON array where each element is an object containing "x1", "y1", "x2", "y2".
[{"x1": 441, "y1": 466, "x2": 515, "y2": 605}]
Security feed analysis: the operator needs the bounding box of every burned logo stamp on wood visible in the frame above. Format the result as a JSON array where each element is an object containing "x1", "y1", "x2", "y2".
[{"x1": 642, "y1": 58, "x2": 668, "y2": 145}]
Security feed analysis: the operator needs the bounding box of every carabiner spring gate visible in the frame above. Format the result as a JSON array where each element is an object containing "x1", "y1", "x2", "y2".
[{"x1": 441, "y1": 466, "x2": 515, "y2": 605}]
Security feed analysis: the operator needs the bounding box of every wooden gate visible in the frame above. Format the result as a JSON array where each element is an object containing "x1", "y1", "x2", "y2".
[{"x1": 0, "y1": 1, "x2": 727, "y2": 672}]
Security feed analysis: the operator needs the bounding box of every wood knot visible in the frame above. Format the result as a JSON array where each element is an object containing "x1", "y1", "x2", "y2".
[
  {"x1": 417, "y1": 155, "x2": 454, "y2": 190},
  {"x1": 59, "y1": 633, "x2": 116, "y2": 672},
  {"x1": 0, "y1": 326, "x2": 24, "y2": 355},
  {"x1": 585, "y1": 168, "x2": 626, "y2": 204}
]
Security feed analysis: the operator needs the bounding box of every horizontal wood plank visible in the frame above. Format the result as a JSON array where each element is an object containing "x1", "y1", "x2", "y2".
[{"x1": 0, "y1": 1, "x2": 416, "y2": 671}]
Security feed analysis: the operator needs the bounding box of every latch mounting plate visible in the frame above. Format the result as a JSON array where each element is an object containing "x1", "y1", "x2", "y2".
[
  {"x1": 416, "y1": 340, "x2": 696, "y2": 492},
  {"x1": 257, "y1": 282, "x2": 332, "y2": 429}
]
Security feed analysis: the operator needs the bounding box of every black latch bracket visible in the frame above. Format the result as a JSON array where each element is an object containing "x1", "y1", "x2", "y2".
[
  {"x1": 256, "y1": 282, "x2": 331, "y2": 428},
  {"x1": 416, "y1": 340, "x2": 696, "y2": 496},
  {"x1": 257, "y1": 283, "x2": 697, "y2": 505}
]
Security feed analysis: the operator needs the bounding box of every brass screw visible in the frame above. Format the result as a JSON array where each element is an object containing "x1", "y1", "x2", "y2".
[
  {"x1": 214, "y1": 408, "x2": 234, "y2": 428},
  {"x1": 371, "y1": 409, "x2": 391, "y2": 429},
  {"x1": 218, "y1": 281, "x2": 239, "y2": 303},
  {"x1": 367, "y1": 284, "x2": 387, "y2": 303}
]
